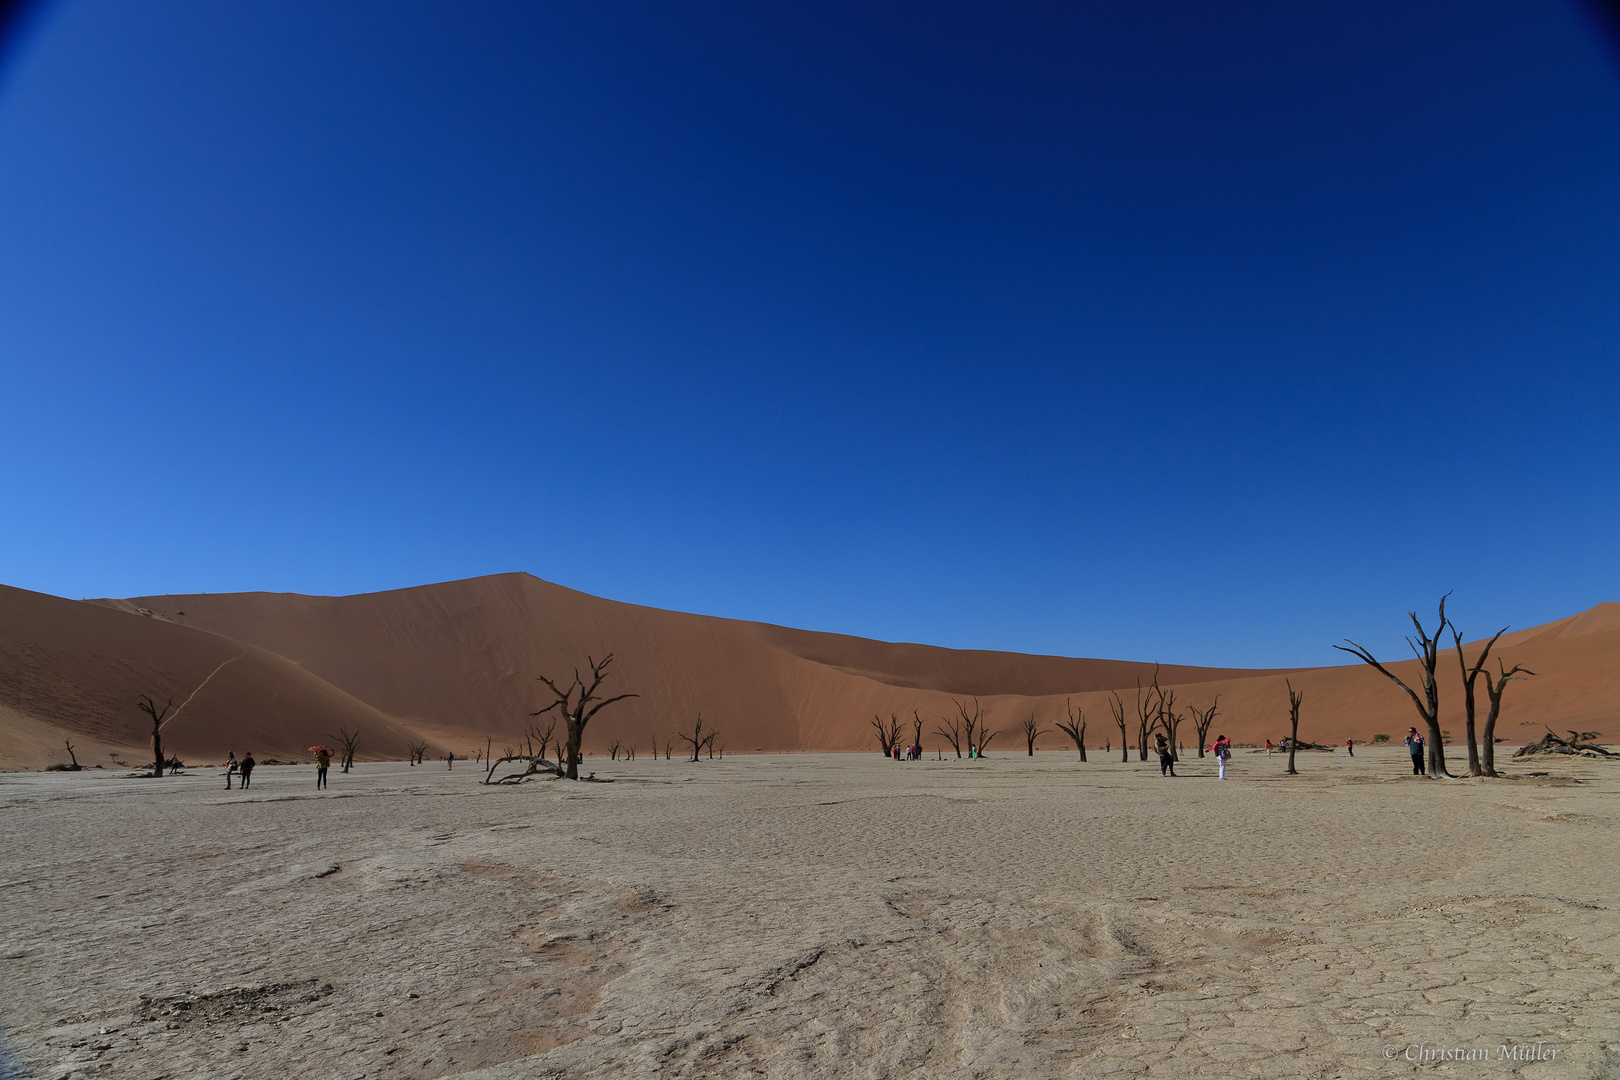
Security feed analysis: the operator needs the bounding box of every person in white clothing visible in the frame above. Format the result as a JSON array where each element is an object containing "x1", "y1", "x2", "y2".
[{"x1": 1212, "y1": 735, "x2": 1233, "y2": 779}]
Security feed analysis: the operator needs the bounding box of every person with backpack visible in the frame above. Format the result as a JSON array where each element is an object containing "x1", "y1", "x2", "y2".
[
  {"x1": 1211, "y1": 735, "x2": 1232, "y2": 779},
  {"x1": 1404, "y1": 728, "x2": 1425, "y2": 775},
  {"x1": 315, "y1": 747, "x2": 331, "y2": 789},
  {"x1": 238, "y1": 751, "x2": 255, "y2": 789}
]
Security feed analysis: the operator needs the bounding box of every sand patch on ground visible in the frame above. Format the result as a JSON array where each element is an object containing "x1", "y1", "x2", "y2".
[{"x1": 2, "y1": 748, "x2": 1616, "y2": 1079}]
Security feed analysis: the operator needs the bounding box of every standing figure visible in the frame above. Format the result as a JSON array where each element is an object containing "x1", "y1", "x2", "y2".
[
  {"x1": 239, "y1": 751, "x2": 255, "y2": 789},
  {"x1": 1346, "y1": 738, "x2": 1354, "y2": 757},
  {"x1": 447, "y1": 750, "x2": 455, "y2": 771},
  {"x1": 1155, "y1": 732, "x2": 1176, "y2": 777},
  {"x1": 1404, "y1": 727, "x2": 1425, "y2": 775},
  {"x1": 1211, "y1": 735, "x2": 1232, "y2": 780},
  {"x1": 225, "y1": 752, "x2": 237, "y2": 790},
  {"x1": 316, "y1": 747, "x2": 331, "y2": 789}
]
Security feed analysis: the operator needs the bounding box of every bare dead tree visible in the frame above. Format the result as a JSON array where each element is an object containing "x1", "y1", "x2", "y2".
[
  {"x1": 677, "y1": 714, "x2": 718, "y2": 762},
  {"x1": 608, "y1": 739, "x2": 623, "y2": 761},
  {"x1": 911, "y1": 710, "x2": 924, "y2": 752},
  {"x1": 978, "y1": 725, "x2": 1000, "y2": 755},
  {"x1": 532, "y1": 654, "x2": 637, "y2": 780},
  {"x1": 1451, "y1": 624, "x2": 1508, "y2": 778},
  {"x1": 1133, "y1": 667, "x2": 1168, "y2": 761},
  {"x1": 1019, "y1": 711, "x2": 1048, "y2": 756},
  {"x1": 871, "y1": 713, "x2": 903, "y2": 756},
  {"x1": 406, "y1": 740, "x2": 429, "y2": 766},
  {"x1": 1481, "y1": 659, "x2": 1534, "y2": 776},
  {"x1": 933, "y1": 715, "x2": 963, "y2": 758},
  {"x1": 1187, "y1": 697, "x2": 1219, "y2": 758},
  {"x1": 1055, "y1": 698, "x2": 1087, "y2": 761},
  {"x1": 1334, "y1": 595, "x2": 1452, "y2": 778},
  {"x1": 1159, "y1": 688, "x2": 1181, "y2": 759},
  {"x1": 136, "y1": 695, "x2": 173, "y2": 778},
  {"x1": 1284, "y1": 679, "x2": 1304, "y2": 775},
  {"x1": 331, "y1": 727, "x2": 362, "y2": 773},
  {"x1": 953, "y1": 697, "x2": 998, "y2": 756},
  {"x1": 63, "y1": 740, "x2": 80, "y2": 771},
  {"x1": 1107, "y1": 691, "x2": 1130, "y2": 762}
]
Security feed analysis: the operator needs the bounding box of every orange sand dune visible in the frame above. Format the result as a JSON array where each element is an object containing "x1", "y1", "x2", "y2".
[
  {"x1": 90, "y1": 573, "x2": 1619, "y2": 759},
  {"x1": 0, "y1": 584, "x2": 439, "y2": 768}
]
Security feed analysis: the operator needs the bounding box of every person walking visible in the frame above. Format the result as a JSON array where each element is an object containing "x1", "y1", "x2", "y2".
[
  {"x1": 239, "y1": 751, "x2": 255, "y2": 789},
  {"x1": 1264, "y1": 739, "x2": 1273, "y2": 757},
  {"x1": 447, "y1": 750, "x2": 454, "y2": 771},
  {"x1": 1155, "y1": 732, "x2": 1176, "y2": 777},
  {"x1": 1211, "y1": 735, "x2": 1232, "y2": 779},
  {"x1": 1346, "y1": 738, "x2": 1355, "y2": 757},
  {"x1": 225, "y1": 752, "x2": 237, "y2": 790},
  {"x1": 315, "y1": 747, "x2": 331, "y2": 789},
  {"x1": 1404, "y1": 727, "x2": 1425, "y2": 775}
]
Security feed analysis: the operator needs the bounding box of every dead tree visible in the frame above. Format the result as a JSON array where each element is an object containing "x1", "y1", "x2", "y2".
[
  {"x1": 1159, "y1": 689, "x2": 1181, "y2": 758},
  {"x1": 1020, "y1": 711, "x2": 1048, "y2": 756},
  {"x1": 532, "y1": 654, "x2": 637, "y2": 780},
  {"x1": 677, "y1": 714, "x2": 718, "y2": 762},
  {"x1": 483, "y1": 717, "x2": 563, "y2": 784},
  {"x1": 911, "y1": 710, "x2": 924, "y2": 752},
  {"x1": 1514, "y1": 726, "x2": 1615, "y2": 758},
  {"x1": 1450, "y1": 624, "x2": 1508, "y2": 777},
  {"x1": 953, "y1": 697, "x2": 998, "y2": 756},
  {"x1": 1107, "y1": 691, "x2": 1130, "y2": 762},
  {"x1": 871, "y1": 713, "x2": 903, "y2": 756},
  {"x1": 1187, "y1": 697, "x2": 1220, "y2": 757},
  {"x1": 1133, "y1": 668, "x2": 1167, "y2": 761},
  {"x1": 1480, "y1": 660, "x2": 1534, "y2": 775},
  {"x1": 1284, "y1": 679, "x2": 1304, "y2": 775},
  {"x1": 63, "y1": 740, "x2": 81, "y2": 771},
  {"x1": 1055, "y1": 698, "x2": 1087, "y2": 761},
  {"x1": 136, "y1": 695, "x2": 173, "y2": 778},
  {"x1": 608, "y1": 739, "x2": 623, "y2": 761},
  {"x1": 933, "y1": 715, "x2": 963, "y2": 758},
  {"x1": 1334, "y1": 595, "x2": 1452, "y2": 778},
  {"x1": 406, "y1": 740, "x2": 429, "y2": 766},
  {"x1": 331, "y1": 727, "x2": 362, "y2": 773}
]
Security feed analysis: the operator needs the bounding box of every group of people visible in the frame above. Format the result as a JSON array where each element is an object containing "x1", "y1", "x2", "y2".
[
  {"x1": 1154, "y1": 732, "x2": 1233, "y2": 778},
  {"x1": 223, "y1": 747, "x2": 335, "y2": 789},
  {"x1": 891, "y1": 743, "x2": 922, "y2": 760}
]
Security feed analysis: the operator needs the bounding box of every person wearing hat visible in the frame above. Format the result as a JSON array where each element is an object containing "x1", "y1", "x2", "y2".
[{"x1": 1403, "y1": 727, "x2": 1425, "y2": 775}]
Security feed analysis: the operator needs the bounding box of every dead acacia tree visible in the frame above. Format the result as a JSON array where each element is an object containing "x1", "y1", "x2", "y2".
[
  {"x1": 1334, "y1": 595, "x2": 1452, "y2": 779},
  {"x1": 331, "y1": 727, "x2": 362, "y2": 773},
  {"x1": 136, "y1": 695, "x2": 173, "y2": 778},
  {"x1": 1107, "y1": 691, "x2": 1130, "y2": 762},
  {"x1": 953, "y1": 697, "x2": 998, "y2": 756},
  {"x1": 1480, "y1": 659, "x2": 1534, "y2": 775},
  {"x1": 63, "y1": 740, "x2": 81, "y2": 771},
  {"x1": 1284, "y1": 679, "x2": 1304, "y2": 775},
  {"x1": 483, "y1": 718, "x2": 563, "y2": 784},
  {"x1": 1055, "y1": 698, "x2": 1087, "y2": 761},
  {"x1": 1450, "y1": 624, "x2": 1508, "y2": 778},
  {"x1": 933, "y1": 714, "x2": 963, "y2": 758},
  {"x1": 871, "y1": 713, "x2": 903, "y2": 756},
  {"x1": 1159, "y1": 688, "x2": 1181, "y2": 759},
  {"x1": 677, "y1": 714, "x2": 718, "y2": 762},
  {"x1": 532, "y1": 654, "x2": 637, "y2": 780},
  {"x1": 406, "y1": 740, "x2": 429, "y2": 766},
  {"x1": 1020, "y1": 711, "x2": 1048, "y2": 756},
  {"x1": 1187, "y1": 697, "x2": 1220, "y2": 757},
  {"x1": 911, "y1": 710, "x2": 924, "y2": 752},
  {"x1": 1133, "y1": 668, "x2": 1167, "y2": 761}
]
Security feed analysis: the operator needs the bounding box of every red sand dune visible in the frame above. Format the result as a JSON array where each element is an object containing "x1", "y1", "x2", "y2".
[{"x1": 3, "y1": 574, "x2": 1617, "y2": 768}]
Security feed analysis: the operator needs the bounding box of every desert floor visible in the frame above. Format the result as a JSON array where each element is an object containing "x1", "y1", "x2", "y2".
[{"x1": 2, "y1": 747, "x2": 1617, "y2": 1080}]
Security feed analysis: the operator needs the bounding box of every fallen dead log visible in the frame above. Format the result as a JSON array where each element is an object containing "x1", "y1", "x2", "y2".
[{"x1": 1513, "y1": 729, "x2": 1617, "y2": 759}]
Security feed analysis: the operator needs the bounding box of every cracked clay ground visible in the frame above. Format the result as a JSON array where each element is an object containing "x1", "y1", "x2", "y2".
[{"x1": 2, "y1": 748, "x2": 1617, "y2": 1079}]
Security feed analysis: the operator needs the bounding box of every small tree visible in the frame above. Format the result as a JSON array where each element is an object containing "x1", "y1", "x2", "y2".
[
  {"x1": 953, "y1": 698, "x2": 982, "y2": 756},
  {"x1": 406, "y1": 740, "x2": 429, "y2": 766},
  {"x1": 1334, "y1": 595, "x2": 1452, "y2": 779},
  {"x1": 1055, "y1": 698, "x2": 1087, "y2": 761},
  {"x1": 1187, "y1": 697, "x2": 1220, "y2": 758},
  {"x1": 532, "y1": 654, "x2": 637, "y2": 780},
  {"x1": 1284, "y1": 679, "x2": 1303, "y2": 775},
  {"x1": 1107, "y1": 692, "x2": 1130, "y2": 763},
  {"x1": 1019, "y1": 711, "x2": 1048, "y2": 756},
  {"x1": 933, "y1": 715, "x2": 963, "y2": 758},
  {"x1": 870, "y1": 713, "x2": 903, "y2": 756},
  {"x1": 63, "y1": 740, "x2": 80, "y2": 771},
  {"x1": 137, "y1": 695, "x2": 173, "y2": 778},
  {"x1": 911, "y1": 710, "x2": 924, "y2": 752},
  {"x1": 677, "y1": 714, "x2": 718, "y2": 762},
  {"x1": 1480, "y1": 659, "x2": 1534, "y2": 777},
  {"x1": 331, "y1": 727, "x2": 362, "y2": 773}
]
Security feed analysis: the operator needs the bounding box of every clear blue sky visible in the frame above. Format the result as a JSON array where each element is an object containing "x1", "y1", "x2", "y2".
[{"x1": 2, "y1": 1, "x2": 1618, "y2": 667}]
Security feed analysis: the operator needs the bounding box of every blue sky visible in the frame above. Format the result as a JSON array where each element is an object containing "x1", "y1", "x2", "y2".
[{"x1": 2, "y1": 0, "x2": 1618, "y2": 667}]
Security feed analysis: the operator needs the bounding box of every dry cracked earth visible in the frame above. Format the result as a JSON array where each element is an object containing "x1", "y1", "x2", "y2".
[{"x1": 2, "y1": 749, "x2": 1617, "y2": 1079}]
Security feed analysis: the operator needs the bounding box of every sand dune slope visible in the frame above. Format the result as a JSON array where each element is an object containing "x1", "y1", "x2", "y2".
[
  {"x1": 101, "y1": 574, "x2": 1620, "y2": 757},
  {"x1": 0, "y1": 585, "x2": 437, "y2": 768}
]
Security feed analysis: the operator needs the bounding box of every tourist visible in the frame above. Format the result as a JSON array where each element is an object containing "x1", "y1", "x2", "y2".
[
  {"x1": 225, "y1": 751, "x2": 237, "y2": 789},
  {"x1": 1404, "y1": 727, "x2": 1425, "y2": 775},
  {"x1": 1211, "y1": 735, "x2": 1232, "y2": 779},
  {"x1": 447, "y1": 750, "x2": 454, "y2": 771},
  {"x1": 1346, "y1": 737, "x2": 1354, "y2": 757},
  {"x1": 1155, "y1": 732, "x2": 1176, "y2": 777},
  {"x1": 239, "y1": 751, "x2": 255, "y2": 789},
  {"x1": 1265, "y1": 739, "x2": 1273, "y2": 757},
  {"x1": 315, "y1": 747, "x2": 331, "y2": 789}
]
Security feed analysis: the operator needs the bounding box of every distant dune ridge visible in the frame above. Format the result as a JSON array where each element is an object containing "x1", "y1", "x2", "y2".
[{"x1": 1, "y1": 573, "x2": 1617, "y2": 768}]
